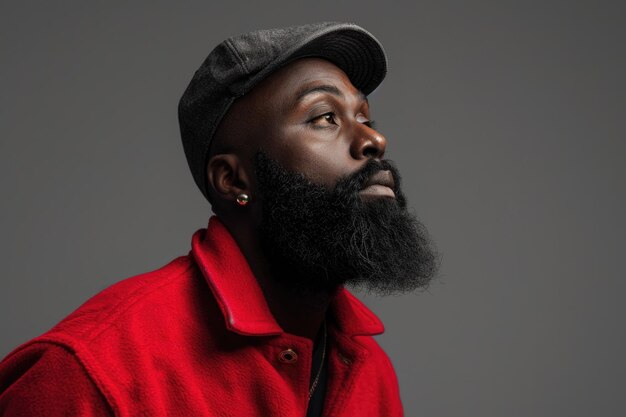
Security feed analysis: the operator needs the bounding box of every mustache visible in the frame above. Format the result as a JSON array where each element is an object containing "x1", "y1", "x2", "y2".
[
  {"x1": 254, "y1": 150, "x2": 406, "y2": 207},
  {"x1": 333, "y1": 159, "x2": 403, "y2": 197}
]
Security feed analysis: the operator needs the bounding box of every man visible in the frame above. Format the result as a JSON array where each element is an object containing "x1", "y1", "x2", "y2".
[{"x1": 0, "y1": 22, "x2": 437, "y2": 416}]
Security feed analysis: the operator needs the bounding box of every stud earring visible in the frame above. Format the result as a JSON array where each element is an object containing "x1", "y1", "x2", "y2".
[{"x1": 236, "y1": 193, "x2": 250, "y2": 206}]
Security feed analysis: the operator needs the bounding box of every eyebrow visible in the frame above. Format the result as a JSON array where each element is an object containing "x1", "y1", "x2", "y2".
[{"x1": 294, "y1": 83, "x2": 368, "y2": 104}]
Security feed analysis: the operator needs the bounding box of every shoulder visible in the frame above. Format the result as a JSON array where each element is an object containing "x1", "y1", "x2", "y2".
[
  {"x1": 0, "y1": 342, "x2": 113, "y2": 416},
  {"x1": 44, "y1": 254, "x2": 200, "y2": 345},
  {"x1": 35, "y1": 253, "x2": 220, "y2": 369},
  {"x1": 0, "y1": 254, "x2": 217, "y2": 415}
]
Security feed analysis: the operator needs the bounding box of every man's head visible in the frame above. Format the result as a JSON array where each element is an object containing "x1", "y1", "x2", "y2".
[
  {"x1": 178, "y1": 22, "x2": 387, "y2": 201},
  {"x1": 179, "y1": 23, "x2": 438, "y2": 296},
  {"x1": 206, "y1": 57, "x2": 387, "y2": 211}
]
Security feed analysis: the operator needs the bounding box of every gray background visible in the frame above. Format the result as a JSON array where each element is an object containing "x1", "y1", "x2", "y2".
[{"x1": 1, "y1": 1, "x2": 625, "y2": 416}]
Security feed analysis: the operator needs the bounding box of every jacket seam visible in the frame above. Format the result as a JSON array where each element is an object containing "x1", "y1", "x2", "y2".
[{"x1": 14, "y1": 340, "x2": 120, "y2": 417}]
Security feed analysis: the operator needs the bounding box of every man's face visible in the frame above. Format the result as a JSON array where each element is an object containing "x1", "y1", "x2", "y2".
[
  {"x1": 235, "y1": 58, "x2": 390, "y2": 194},
  {"x1": 217, "y1": 57, "x2": 438, "y2": 295}
]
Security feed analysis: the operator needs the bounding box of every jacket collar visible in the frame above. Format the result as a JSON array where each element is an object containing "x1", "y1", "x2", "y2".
[{"x1": 191, "y1": 216, "x2": 385, "y2": 337}]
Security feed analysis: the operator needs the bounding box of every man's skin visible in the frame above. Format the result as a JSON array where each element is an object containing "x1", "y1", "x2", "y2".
[{"x1": 205, "y1": 58, "x2": 390, "y2": 341}]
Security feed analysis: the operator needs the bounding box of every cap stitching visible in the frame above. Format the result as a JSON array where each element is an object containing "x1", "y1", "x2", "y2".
[{"x1": 225, "y1": 38, "x2": 250, "y2": 75}]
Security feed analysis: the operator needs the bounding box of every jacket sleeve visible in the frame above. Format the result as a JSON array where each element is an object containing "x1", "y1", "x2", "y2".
[{"x1": 0, "y1": 342, "x2": 114, "y2": 417}]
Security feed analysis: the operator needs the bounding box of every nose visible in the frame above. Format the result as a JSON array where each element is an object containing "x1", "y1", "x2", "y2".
[{"x1": 349, "y1": 122, "x2": 387, "y2": 160}]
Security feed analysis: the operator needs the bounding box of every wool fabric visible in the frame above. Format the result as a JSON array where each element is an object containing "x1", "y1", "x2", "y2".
[{"x1": 0, "y1": 217, "x2": 403, "y2": 416}]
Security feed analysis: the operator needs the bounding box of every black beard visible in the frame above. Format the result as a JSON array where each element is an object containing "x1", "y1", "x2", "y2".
[{"x1": 255, "y1": 151, "x2": 439, "y2": 297}]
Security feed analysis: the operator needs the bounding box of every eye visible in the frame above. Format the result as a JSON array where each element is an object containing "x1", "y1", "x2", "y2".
[{"x1": 309, "y1": 112, "x2": 337, "y2": 127}]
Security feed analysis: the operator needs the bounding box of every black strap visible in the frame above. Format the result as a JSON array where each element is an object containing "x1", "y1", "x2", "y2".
[{"x1": 306, "y1": 327, "x2": 328, "y2": 417}]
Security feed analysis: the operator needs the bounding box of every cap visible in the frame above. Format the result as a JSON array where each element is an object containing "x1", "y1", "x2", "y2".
[{"x1": 178, "y1": 22, "x2": 388, "y2": 200}]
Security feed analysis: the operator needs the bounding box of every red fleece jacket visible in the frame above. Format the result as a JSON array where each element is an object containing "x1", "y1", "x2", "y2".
[{"x1": 0, "y1": 217, "x2": 403, "y2": 416}]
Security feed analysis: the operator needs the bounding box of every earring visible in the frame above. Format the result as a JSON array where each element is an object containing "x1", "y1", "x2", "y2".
[{"x1": 236, "y1": 193, "x2": 250, "y2": 206}]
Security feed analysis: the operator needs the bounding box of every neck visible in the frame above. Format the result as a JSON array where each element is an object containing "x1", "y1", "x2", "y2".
[
  {"x1": 221, "y1": 215, "x2": 331, "y2": 341},
  {"x1": 255, "y1": 267, "x2": 331, "y2": 340}
]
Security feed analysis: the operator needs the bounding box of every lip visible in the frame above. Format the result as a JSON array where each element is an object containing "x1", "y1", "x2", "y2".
[{"x1": 358, "y1": 170, "x2": 396, "y2": 199}]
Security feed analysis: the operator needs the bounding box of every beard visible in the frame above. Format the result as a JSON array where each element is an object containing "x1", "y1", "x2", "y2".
[{"x1": 254, "y1": 151, "x2": 439, "y2": 297}]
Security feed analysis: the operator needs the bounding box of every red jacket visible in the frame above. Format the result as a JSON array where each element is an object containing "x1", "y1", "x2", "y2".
[{"x1": 0, "y1": 217, "x2": 403, "y2": 416}]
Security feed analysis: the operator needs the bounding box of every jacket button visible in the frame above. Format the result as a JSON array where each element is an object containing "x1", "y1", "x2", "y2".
[{"x1": 279, "y1": 349, "x2": 298, "y2": 363}]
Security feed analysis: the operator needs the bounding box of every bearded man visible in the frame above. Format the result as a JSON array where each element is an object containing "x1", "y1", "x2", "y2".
[{"x1": 0, "y1": 22, "x2": 438, "y2": 417}]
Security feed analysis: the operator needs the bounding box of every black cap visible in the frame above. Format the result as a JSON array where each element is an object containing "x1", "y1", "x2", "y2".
[{"x1": 178, "y1": 22, "x2": 388, "y2": 200}]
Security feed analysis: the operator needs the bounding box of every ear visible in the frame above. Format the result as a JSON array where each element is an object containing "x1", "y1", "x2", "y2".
[{"x1": 206, "y1": 154, "x2": 251, "y2": 204}]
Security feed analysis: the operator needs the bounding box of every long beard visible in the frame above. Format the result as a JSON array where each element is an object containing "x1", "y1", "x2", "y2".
[{"x1": 255, "y1": 151, "x2": 439, "y2": 297}]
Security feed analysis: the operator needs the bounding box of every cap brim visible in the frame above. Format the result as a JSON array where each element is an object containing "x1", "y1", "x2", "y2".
[
  {"x1": 245, "y1": 24, "x2": 387, "y2": 96},
  {"x1": 290, "y1": 26, "x2": 387, "y2": 95}
]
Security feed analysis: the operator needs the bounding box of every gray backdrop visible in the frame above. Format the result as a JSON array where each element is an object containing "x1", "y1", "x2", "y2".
[{"x1": 1, "y1": 1, "x2": 625, "y2": 416}]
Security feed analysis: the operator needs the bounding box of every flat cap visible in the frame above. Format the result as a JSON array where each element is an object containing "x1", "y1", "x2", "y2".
[{"x1": 178, "y1": 22, "x2": 388, "y2": 200}]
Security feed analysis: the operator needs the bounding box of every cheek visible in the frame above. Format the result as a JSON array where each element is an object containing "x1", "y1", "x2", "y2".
[{"x1": 269, "y1": 135, "x2": 355, "y2": 187}]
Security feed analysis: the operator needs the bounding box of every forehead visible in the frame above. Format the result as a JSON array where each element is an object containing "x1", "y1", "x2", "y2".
[
  {"x1": 248, "y1": 57, "x2": 361, "y2": 105},
  {"x1": 213, "y1": 57, "x2": 368, "y2": 156}
]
